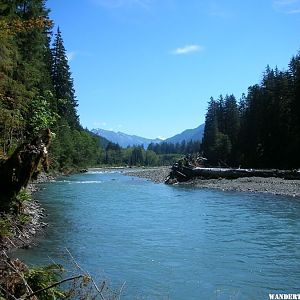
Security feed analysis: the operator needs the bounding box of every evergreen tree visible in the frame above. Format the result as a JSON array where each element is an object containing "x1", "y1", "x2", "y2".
[
  {"x1": 130, "y1": 147, "x2": 144, "y2": 166},
  {"x1": 15, "y1": 0, "x2": 52, "y2": 91},
  {"x1": 288, "y1": 52, "x2": 300, "y2": 166},
  {"x1": 202, "y1": 50, "x2": 300, "y2": 168},
  {"x1": 51, "y1": 27, "x2": 79, "y2": 129},
  {"x1": 202, "y1": 97, "x2": 220, "y2": 163},
  {"x1": 223, "y1": 94, "x2": 240, "y2": 164}
]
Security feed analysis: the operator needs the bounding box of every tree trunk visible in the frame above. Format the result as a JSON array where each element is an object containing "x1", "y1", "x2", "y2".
[
  {"x1": 0, "y1": 129, "x2": 52, "y2": 211},
  {"x1": 168, "y1": 164, "x2": 300, "y2": 183}
]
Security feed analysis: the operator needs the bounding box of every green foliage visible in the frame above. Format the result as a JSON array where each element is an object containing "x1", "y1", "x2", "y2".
[
  {"x1": 0, "y1": 0, "x2": 52, "y2": 156},
  {"x1": 0, "y1": 214, "x2": 12, "y2": 237},
  {"x1": 11, "y1": 188, "x2": 32, "y2": 215},
  {"x1": 28, "y1": 91, "x2": 58, "y2": 136},
  {"x1": 15, "y1": 188, "x2": 32, "y2": 203},
  {"x1": 51, "y1": 27, "x2": 79, "y2": 129},
  {"x1": 202, "y1": 50, "x2": 300, "y2": 168},
  {"x1": 129, "y1": 146, "x2": 144, "y2": 166},
  {"x1": 16, "y1": 213, "x2": 30, "y2": 226},
  {"x1": 49, "y1": 121, "x2": 104, "y2": 170},
  {"x1": 25, "y1": 264, "x2": 66, "y2": 300},
  {"x1": 0, "y1": 1, "x2": 106, "y2": 170},
  {"x1": 148, "y1": 140, "x2": 201, "y2": 155},
  {"x1": 145, "y1": 150, "x2": 159, "y2": 166},
  {"x1": 0, "y1": 191, "x2": 31, "y2": 233}
]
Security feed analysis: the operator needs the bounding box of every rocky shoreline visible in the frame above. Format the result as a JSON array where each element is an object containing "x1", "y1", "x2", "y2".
[
  {"x1": 0, "y1": 200, "x2": 47, "y2": 254},
  {"x1": 0, "y1": 173, "x2": 55, "y2": 255},
  {"x1": 126, "y1": 166, "x2": 300, "y2": 197},
  {"x1": 125, "y1": 166, "x2": 171, "y2": 183}
]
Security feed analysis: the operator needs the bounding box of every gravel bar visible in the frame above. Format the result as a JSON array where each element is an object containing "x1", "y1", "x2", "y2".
[{"x1": 125, "y1": 167, "x2": 300, "y2": 197}]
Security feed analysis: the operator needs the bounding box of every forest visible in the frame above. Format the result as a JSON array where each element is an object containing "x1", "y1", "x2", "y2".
[
  {"x1": 1, "y1": 0, "x2": 299, "y2": 172},
  {"x1": 201, "y1": 54, "x2": 300, "y2": 169},
  {"x1": 0, "y1": 0, "x2": 106, "y2": 172}
]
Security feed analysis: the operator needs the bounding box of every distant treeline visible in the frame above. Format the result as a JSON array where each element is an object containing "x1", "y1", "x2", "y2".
[
  {"x1": 202, "y1": 51, "x2": 300, "y2": 169},
  {"x1": 99, "y1": 142, "x2": 181, "y2": 166},
  {"x1": 96, "y1": 139, "x2": 200, "y2": 166},
  {"x1": 148, "y1": 140, "x2": 201, "y2": 155}
]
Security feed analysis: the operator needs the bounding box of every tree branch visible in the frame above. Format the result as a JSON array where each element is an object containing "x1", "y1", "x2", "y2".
[{"x1": 25, "y1": 274, "x2": 84, "y2": 299}]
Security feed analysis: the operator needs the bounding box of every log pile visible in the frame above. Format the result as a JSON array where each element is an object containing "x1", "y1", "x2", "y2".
[{"x1": 165, "y1": 155, "x2": 300, "y2": 183}]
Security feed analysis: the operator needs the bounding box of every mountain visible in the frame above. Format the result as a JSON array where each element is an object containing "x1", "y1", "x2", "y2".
[
  {"x1": 164, "y1": 124, "x2": 205, "y2": 144},
  {"x1": 91, "y1": 128, "x2": 162, "y2": 148},
  {"x1": 89, "y1": 131, "x2": 111, "y2": 148}
]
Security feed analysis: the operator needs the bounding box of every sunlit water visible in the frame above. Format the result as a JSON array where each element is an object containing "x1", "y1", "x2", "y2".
[{"x1": 15, "y1": 171, "x2": 300, "y2": 299}]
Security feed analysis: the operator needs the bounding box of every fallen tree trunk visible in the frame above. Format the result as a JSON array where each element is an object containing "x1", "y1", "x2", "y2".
[
  {"x1": 0, "y1": 129, "x2": 52, "y2": 211},
  {"x1": 166, "y1": 164, "x2": 300, "y2": 183}
]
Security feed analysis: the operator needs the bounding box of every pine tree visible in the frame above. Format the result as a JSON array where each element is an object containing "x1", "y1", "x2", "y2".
[
  {"x1": 51, "y1": 27, "x2": 80, "y2": 129},
  {"x1": 15, "y1": 0, "x2": 53, "y2": 91},
  {"x1": 202, "y1": 98, "x2": 219, "y2": 162},
  {"x1": 223, "y1": 94, "x2": 240, "y2": 164}
]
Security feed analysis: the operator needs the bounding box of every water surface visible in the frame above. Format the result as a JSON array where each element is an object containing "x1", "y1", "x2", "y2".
[{"x1": 15, "y1": 171, "x2": 300, "y2": 299}]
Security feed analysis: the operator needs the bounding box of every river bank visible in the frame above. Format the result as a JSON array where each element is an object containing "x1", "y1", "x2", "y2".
[
  {"x1": 0, "y1": 200, "x2": 47, "y2": 253},
  {"x1": 0, "y1": 173, "x2": 55, "y2": 255},
  {"x1": 126, "y1": 166, "x2": 300, "y2": 197}
]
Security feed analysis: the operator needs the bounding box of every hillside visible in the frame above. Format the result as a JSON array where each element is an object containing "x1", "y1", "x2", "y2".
[
  {"x1": 164, "y1": 124, "x2": 204, "y2": 144},
  {"x1": 91, "y1": 128, "x2": 162, "y2": 148}
]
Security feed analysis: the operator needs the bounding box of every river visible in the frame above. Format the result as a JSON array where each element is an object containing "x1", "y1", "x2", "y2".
[{"x1": 15, "y1": 171, "x2": 300, "y2": 299}]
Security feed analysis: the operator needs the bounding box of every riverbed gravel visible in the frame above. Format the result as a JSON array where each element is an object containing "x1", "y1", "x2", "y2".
[
  {"x1": 125, "y1": 167, "x2": 171, "y2": 183},
  {"x1": 126, "y1": 167, "x2": 300, "y2": 197}
]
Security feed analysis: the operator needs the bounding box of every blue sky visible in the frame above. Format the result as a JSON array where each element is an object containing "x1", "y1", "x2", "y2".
[{"x1": 47, "y1": 0, "x2": 300, "y2": 139}]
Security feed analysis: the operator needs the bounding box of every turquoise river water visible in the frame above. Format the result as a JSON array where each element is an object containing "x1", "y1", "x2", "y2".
[{"x1": 15, "y1": 171, "x2": 300, "y2": 299}]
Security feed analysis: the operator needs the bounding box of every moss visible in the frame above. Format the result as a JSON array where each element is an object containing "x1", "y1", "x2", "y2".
[
  {"x1": 0, "y1": 215, "x2": 12, "y2": 238},
  {"x1": 25, "y1": 264, "x2": 66, "y2": 300}
]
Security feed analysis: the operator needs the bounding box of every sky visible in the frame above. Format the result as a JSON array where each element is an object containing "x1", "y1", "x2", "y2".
[{"x1": 47, "y1": 0, "x2": 300, "y2": 139}]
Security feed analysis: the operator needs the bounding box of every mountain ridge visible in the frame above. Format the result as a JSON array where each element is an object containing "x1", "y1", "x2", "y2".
[
  {"x1": 91, "y1": 128, "x2": 162, "y2": 148},
  {"x1": 164, "y1": 124, "x2": 204, "y2": 144},
  {"x1": 91, "y1": 124, "x2": 204, "y2": 148}
]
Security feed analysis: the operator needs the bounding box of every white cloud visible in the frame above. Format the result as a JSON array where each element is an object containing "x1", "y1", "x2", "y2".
[
  {"x1": 273, "y1": 0, "x2": 300, "y2": 13},
  {"x1": 67, "y1": 51, "x2": 76, "y2": 61},
  {"x1": 172, "y1": 45, "x2": 204, "y2": 55}
]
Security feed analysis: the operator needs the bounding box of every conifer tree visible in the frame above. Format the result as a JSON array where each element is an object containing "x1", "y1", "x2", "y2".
[
  {"x1": 51, "y1": 27, "x2": 80, "y2": 129},
  {"x1": 202, "y1": 97, "x2": 219, "y2": 163}
]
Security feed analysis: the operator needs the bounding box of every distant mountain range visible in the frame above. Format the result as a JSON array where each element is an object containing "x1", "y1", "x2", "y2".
[
  {"x1": 91, "y1": 124, "x2": 204, "y2": 148},
  {"x1": 91, "y1": 128, "x2": 162, "y2": 148},
  {"x1": 164, "y1": 124, "x2": 204, "y2": 144}
]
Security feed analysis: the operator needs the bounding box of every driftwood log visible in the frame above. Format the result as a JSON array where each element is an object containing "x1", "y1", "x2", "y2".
[
  {"x1": 166, "y1": 163, "x2": 300, "y2": 183},
  {"x1": 0, "y1": 129, "x2": 51, "y2": 211}
]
